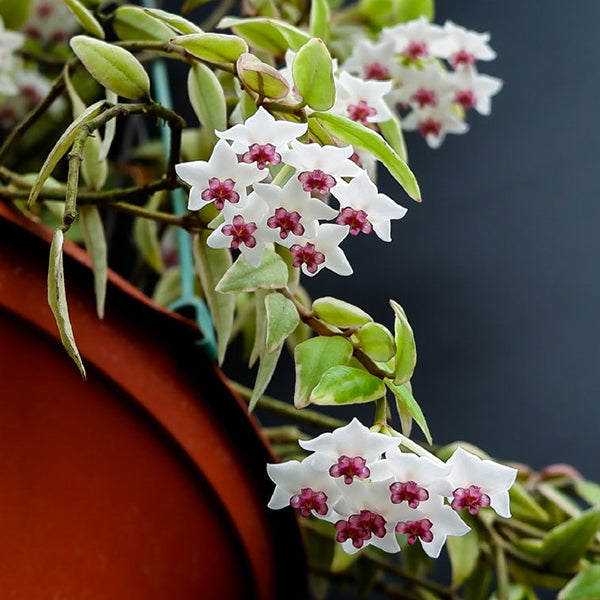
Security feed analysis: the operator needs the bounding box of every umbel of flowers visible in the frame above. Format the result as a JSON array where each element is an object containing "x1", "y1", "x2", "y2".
[{"x1": 268, "y1": 419, "x2": 517, "y2": 556}]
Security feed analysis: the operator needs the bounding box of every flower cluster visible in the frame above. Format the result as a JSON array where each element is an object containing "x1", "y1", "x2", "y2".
[
  {"x1": 341, "y1": 17, "x2": 502, "y2": 148},
  {"x1": 21, "y1": 0, "x2": 78, "y2": 46},
  {"x1": 267, "y1": 419, "x2": 517, "y2": 556},
  {"x1": 176, "y1": 107, "x2": 407, "y2": 276}
]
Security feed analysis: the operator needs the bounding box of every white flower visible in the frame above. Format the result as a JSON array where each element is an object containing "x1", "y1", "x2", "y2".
[
  {"x1": 299, "y1": 418, "x2": 401, "y2": 482},
  {"x1": 22, "y1": 0, "x2": 78, "y2": 45},
  {"x1": 281, "y1": 140, "x2": 364, "y2": 194},
  {"x1": 216, "y1": 106, "x2": 307, "y2": 169},
  {"x1": 394, "y1": 495, "x2": 470, "y2": 558},
  {"x1": 392, "y1": 63, "x2": 455, "y2": 110},
  {"x1": 288, "y1": 223, "x2": 352, "y2": 277},
  {"x1": 266, "y1": 454, "x2": 342, "y2": 519},
  {"x1": 448, "y1": 68, "x2": 503, "y2": 116},
  {"x1": 342, "y1": 38, "x2": 398, "y2": 81},
  {"x1": 175, "y1": 139, "x2": 266, "y2": 211},
  {"x1": 402, "y1": 105, "x2": 468, "y2": 148},
  {"x1": 0, "y1": 19, "x2": 23, "y2": 97},
  {"x1": 330, "y1": 172, "x2": 407, "y2": 241},
  {"x1": 445, "y1": 447, "x2": 518, "y2": 518},
  {"x1": 381, "y1": 16, "x2": 446, "y2": 62},
  {"x1": 437, "y1": 21, "x2": 497, "y2": 69},
  {"x1": 253, "y1": 177, "x2": 337, "y2": 245},
  {"x1": 333, "y1": 71, "x2": 393, "y2": 125}
]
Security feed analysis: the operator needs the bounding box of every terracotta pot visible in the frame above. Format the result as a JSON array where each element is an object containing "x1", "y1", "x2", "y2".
[{"x1": 0, "y1": 202, "x2": 306, "y2": 600}]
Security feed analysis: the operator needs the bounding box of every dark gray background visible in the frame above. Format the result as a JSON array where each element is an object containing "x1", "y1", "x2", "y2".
[{"x1": 304, "y1": 1, "x2": 600, "y2": 479}]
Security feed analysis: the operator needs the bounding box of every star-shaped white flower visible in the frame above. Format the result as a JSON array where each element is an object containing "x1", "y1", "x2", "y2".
[
  {"x1": 253, "y1": 178, "x2": 337, "y2": 245},
  {"x1": 330, "y1": 172, "x2": 407, "y2": 241},
  {"x1": 381, "y1": 16, "x2": 446, "y2": 62},
  {"x1": 281, "y1": 140, "x2": 364, "y2": 195},
  {"x1": 342, "y1": 38, "x2": 398, "y2": 82},
  {"x1": 175, "y1": 139, "x2": 266, "y2": 211},
  {"x1": 445, "y1": 447, "x2": 518, "y2": 518},
  {"x1": 333, "y1": 71, "x2": 393, "y2": 125},
  {"x1": 288, "y1": 223, "x2": 352, "y2": 276},
  {"x1": 437, "y1": 21, "x2": 497, "y2": 69},
  {"x1": 216, "y1": 106, "x2": 307, "y2": 169},
  {"x1": 448, "y1": 68, "x2": 503, "y2": 116},
  {"x1": 402, "y1": 105, "x2": 468, "y2": 148},
  {"x1": 391, "y1": 63, "x2": 455, "y2": 110}
]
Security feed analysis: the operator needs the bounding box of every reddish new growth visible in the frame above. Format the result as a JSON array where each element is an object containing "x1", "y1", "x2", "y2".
[
  {"x1": 347, "y1": 101, "x2": 377, "y2": 126},
  {"x1": 289, "y1": 242, "x2": 325, "y2": 274},
  {"x1": 290, "y1": 488, "x2": 328, "y2": 517},
  {"x1": 389, "y1": 481, "x2": 430, "y2": 509},
  {"x1": 267, "y1": 208, "x2": 304, "y2": 239},
  {"x1": 241, "y1": 143, "x2": 281, "y2": 169},
  {"x1": 335, "y1": 510, "x2": 387, "y2": 548},
  {"x1": 201, "y1": 177, "x2": 239, "y2": 210},
  {"x1": 454, "y1": 89, "x2": 476, "y2": 111},
  {"x1": 451, "y1": 485, "x2": 491, "y2": 515},
  {"x1": 418, "y1": 118, "x2": 442, "y2": 139},
  {"x1": 329, "y1": 455, "x2": 370, "y2": 484},
  {"x1": 411, "y1": 88, "x2": 437, "y2": 108},
  {"x1": 364, "y1": 62, "x2": 390, "y2": 81},
  {"x1": 298, "y1": 169, "x2": 336, "y2": 195},
  {"x1": 336, "y1": 207, "x2": 372, "y2": 236},
  {"x1": 395, "y1": 518, "x2": 434, "y2": 545},
  {"x1": 450, "y1": 50, "x2": 476, "y2": 69},
  {"x1": 403, "y1": 41, "x2": 429, "y2": 62},
  {"x1": 222, "y1": 215, "x2": 258, "y2": 250}
]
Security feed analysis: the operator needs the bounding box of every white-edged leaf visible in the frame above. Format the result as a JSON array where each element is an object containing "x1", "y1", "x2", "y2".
[
  {"x1": 62, "y1": 0, "x2": 104, "y2": 39},
  {"x1": 249, "y1": 342, "x2": 284, "y2": 412},
  {"x1": 79, "y1": 205, "x2": 107, "y2": 319},
  {"x1": 265, "y1": 292, "x2": 299, "y2": 353},
  {"x1": 187, "y1": 63, "x2": 227, "y2": 139}
]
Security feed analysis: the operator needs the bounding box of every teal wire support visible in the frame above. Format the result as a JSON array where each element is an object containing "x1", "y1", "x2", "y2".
[{"x1": 142, "y1": 0, "x2": 217, "y2": 361}]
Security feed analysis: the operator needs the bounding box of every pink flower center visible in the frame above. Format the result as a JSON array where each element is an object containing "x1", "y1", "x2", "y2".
[
  {"x1": 51, "y1": 31, "x2": 69, "y2": 44},
  {"x1": 450, "y1": 50, "x2": 476, "y2": 69},
  {"x1": 37, "y1": 1, "x2": 54, "y2": 17},
  {"x1": 201, "y1": 177, "x2": 240, "y2": 210},
  {"x1": 455, "y1": 89, "x2": 476, "y2": 111},
  {"x1": 290, "y1": 487, "x2": 328, "y2": 517},
  {"x1": 347, "y1": 100, "x2": 377, "y2": 125},
  {"x1": 329, "y1": 455, "x2": 370, "y2": 484},
  {"x1": 221, "y1": 215, "x2": 258, "y2": 250},
  {"x1": 411, "y1": 88, "x2": 437, "y2": 108},
  {"x1": 395, "y1": 518, "x2": 434, "y2": 545},
  {"x1": 335, "y1": 510, "x2": 386, "y2": 548},
  {"x1": 403, "y1": 41, "x2": 429, "y2": 62},
  {"x1": 418, "y1": 118, "x2": 442, "y2": 139},
  {"x1": 389, "y1": 481, "x2": 430, "y2": 508},
  {"x1": 21, "y1": 85, "x2": 42, "y2": 105},
  {"x1": 241, "y1": 143, "x2": 281, "y2": 169},
  {"x1": 289, "y1": 242, "x2": 325, "y2": 274},
  {"x1": 364, "y1": 62, "x2": 390, "y2": 80},
  {"x1": 451, "y1": 485, "x2": 491, "y2": 515},
  {"x1": 24, "y1": 26, "x2": 41, "y2": 40},
  {"x1": 298, "y1": 169, "x2": 336, "y2": 194},
  {"x1": 267, "y1": 207, "x2": 304, "y2": 239},
  {"x1": 336, "y1": 207, "x2": 373, "y2": 236}
]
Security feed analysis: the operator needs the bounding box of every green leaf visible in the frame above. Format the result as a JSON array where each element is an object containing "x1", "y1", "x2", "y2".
[
  {"x1": 292, "y1": 38, "x2": 335, "y2": 111},
  {"x1": 112, "y1": 6, "x2": 173, "y2": 42},
  {"x1": 250, "y1": 289, "x2": 268, "y2": 367},
  {"x1": 79, "y1": 205, "x2": 107, "y2": 319},
  {"x1": 575, "y1": 481, "x2": 600, "y2": 506},
  {"x1": 312, "y1": 296, "x2": 372, "y2": 327},
  {"x1": 539, "y1": 508, "x2": 600, "y2": 572},
  {"x1": 558, "y1": 564, "x2": 600, "y2": 599},
  {"x1": 187, "y1": 63, "x2": 227, "y2": 138},
  {"x1": 309, "y1": 0, "x2": 331, "y2": 43},
  {"x1": 387, "y1": 380, "x2": 431, "y2": 444},
  {"x1": 390, "y1": 299, "x2": 417, "y2": 385},
  {"x1": 463, "y1": 564, "x2": 492, "y2": 600},
  {"x1": 171, "y1": 32, "x2": 248, "y2": 63},
  {"x1": 356, "y1": 322, "x2": 396, "y2": 362},
  {"x1": 308, "y1": 112, "x2": 421, "y2": 201},
  {"x1": 488, "y1": 584, "x2": 535, "y2": 600},
  {"x1": 249, "y1": 343, "x2": 284, "y2": 412},
  {"x1": 294, "y1": 336, "x2": 353, "y2": 408},
  {"x1": 98, "y1": 90, "x2": 118, "y2": 161},
  {"x1": 379, "y1": 115, "x2": 408, "y2": 164},
  {"x1": 47, "y1": 229, "x2": 86, "y2": 378},
  {"x1": 70, "y1": 36, "x2": 151, "y2": 101},
  {"x1": 152, "y1": 266, "x2": 182, "y2": 307},
  {"x1": 215, "y1": 249, "x2": 289, "y2": 293},
  {"x1": 182, "y1": 0, "x2": 211, "y2": 11},
  {"x1": 0, "y1": 0, "x2": 32, "y2": 28},
  {"x1": 265, "y1": 292, "x2": 300, "y2": 353},
  {"x1": 310, "y1": 365, "x2": 385, "y2": 406},
  {"x1": 357, "y1": 0, "x2": 393, "y2": 27},
  {"x1": 132, "y1": 192, "x2": 164, "y2": 274},
  {"x1": 509, "y1": 483, "x2": 551, "y2": 524},
  {"x1": 330, "y1": 541, "x2": 361, "y2": 573},
  {"x1": 62, "y1": 0, "x2": 104, "y2": 38},
  {"x1": 142, "y1": 7, "x2": 203, "y2": 35},
  {"x1": 237, "y1": 52, "x2": 290, "y2": 99},
  {"x1": 193, "y1": 231, "x2": 235, "y2": 365},
  {"x1": 218, "y1": 16, "x2": 310, "y2": 54},
  {"x1": 447, "y1": 529, "x2": 480, "y2": 587},
  {"x1": 28, "y1": 100, "x2": 105, "y2": 206},
  {"x1": 393, "y1": 0, "x2": 434, "y2": 22}
]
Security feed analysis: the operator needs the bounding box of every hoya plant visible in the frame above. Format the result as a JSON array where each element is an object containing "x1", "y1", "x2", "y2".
[{"x1": 1, "y1": 0, "x2": 599, "y2": 599}]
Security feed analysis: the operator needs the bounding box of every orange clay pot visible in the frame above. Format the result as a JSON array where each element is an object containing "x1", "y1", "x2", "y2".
[{"x1": 0, "y1": 201, "x2": 306, "y2": 600}]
